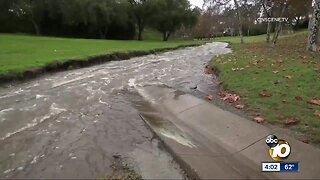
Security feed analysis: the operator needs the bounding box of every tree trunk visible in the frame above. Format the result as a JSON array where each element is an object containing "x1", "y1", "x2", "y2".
[
  {"x1": 263, "y1": 0, "x2": 273, "y2": 43},
  {"x1": 272, "y1": 23, "x2": 281, "y2": 46},
  {"x1": 31, "y1": 19, "x2": 40, "y2": 35},
  {"x1": 307, "y1": 0, "x2": 320, "y2": 52},
  {"x1": 266, "y1": 21, "x2": 271, "y2": 43},
  {"x1": 137, "y1": 19, "x2": 144, "y2": 41},
  {"x1": 233, "y1": 0, "x2": 244, "y2": 44},
  {"x1": 239, "y1": 25, "x2": 244, "y2": 44},
  {"x1": 138, "y1": 28, "x2": 143, "y2": 41},
  {"x1": 272, "y1": 2, "x2": 287, "y2": 46},
  {"x1": 99, "y1": 30, "x2": 106, "y2": 39},
  {"x1": 165, "y1": 32, "x2": 171, "y2": 41},
  {"x1": 163, "y1": 32, "x2": 167, "y2": 41},
  {"x1": 162, "y1": 31, "x2": 171, "y2": 41},
  {"x1": 29, "y1": 9, "x2": 41, "y2": 36}
]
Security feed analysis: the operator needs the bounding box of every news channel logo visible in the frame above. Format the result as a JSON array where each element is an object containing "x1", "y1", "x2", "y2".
[{"x1": 265, "y1": 135, "x2": 291, "y2": 162}]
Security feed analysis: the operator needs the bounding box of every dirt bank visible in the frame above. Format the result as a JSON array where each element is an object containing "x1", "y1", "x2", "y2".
[{"x1": 0, "y1": 44, "x2": 201, "y2": 85}]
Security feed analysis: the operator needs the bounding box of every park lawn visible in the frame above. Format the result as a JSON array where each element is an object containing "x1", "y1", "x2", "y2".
[
  {"x1": 214, "y1": 30, "x2": 308, "y2": 44},
  {"x1": 0, "y1": 33, "x2": 204, "y2": 75},
  {"x1": 210, "y1": 32, "x2": 320, "y2": 144}
]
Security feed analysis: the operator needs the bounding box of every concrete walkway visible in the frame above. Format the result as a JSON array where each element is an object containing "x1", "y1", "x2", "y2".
[{"x1": 135, "y1": 85, "x2": 320, "y2": 179}]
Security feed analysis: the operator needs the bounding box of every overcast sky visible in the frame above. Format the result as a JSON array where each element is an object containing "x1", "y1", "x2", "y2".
[{"x1": 189, "y1": 0, "x2": 204, "y2": 8}]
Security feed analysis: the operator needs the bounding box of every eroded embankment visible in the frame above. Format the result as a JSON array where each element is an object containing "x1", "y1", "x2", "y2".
[{"x1": 0, "y1": 44, "x2": 201, "y2": 85}]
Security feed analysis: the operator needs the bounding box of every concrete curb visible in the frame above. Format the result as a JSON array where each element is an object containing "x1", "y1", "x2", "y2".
[{"x1": 134, "y1": 85, "x2": 320, "y2": 179}]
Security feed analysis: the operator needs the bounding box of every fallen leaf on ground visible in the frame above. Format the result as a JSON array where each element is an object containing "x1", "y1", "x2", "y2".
[
  {"x1": 300, "y1": 55, "x2": 307, "y2": 59},
  {"x1": 222, "y1": 93, "x2": 241, "y2": 103},
  {"x1": 250, "y1": 61, "x2": 258, "y2": 66},
  {"x1": 285, "y1": 75, "x2": 293, "y2": 79},
  {"x1": 207, "y1": 95, "x2": 214, "y2": 101},
  {"x1": 235, "y1": 104, "x2": 245, "y2": 109},
  {"x1": 272, "y1": 70, "x2": 279, "y2": 74},
  {"x1": 254, "y1": 116, "x2": 265, "y2": 124},
  {"x1": 259, "y1": 90, "x2": 272, "y2": 97},
  {"x1": 274, "y1": 80, "x2": 281, "y2": 85},
  {"x1": 314, "y1": 110, "x2": 320, "y2": 118},
  {"x1": 231, "y1": 67, "x2": 244, "y2": 71},
  {"x1": 284, "y1": 118, "x2": 298, "y2": 126},
  {"x1": 282, "y1": 100, "x2": 288, "y2": 103},
  {"x1": 308, "y1": 99, "x2": 320, "y2": 106},
  {"x1": 277, "y1": 60, "x2": 284, "y2": 64}
]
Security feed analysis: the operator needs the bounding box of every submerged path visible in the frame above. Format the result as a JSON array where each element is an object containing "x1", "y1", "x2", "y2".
[{"x1": 0, "y1": 43, "x2": 231, "y2": 179}]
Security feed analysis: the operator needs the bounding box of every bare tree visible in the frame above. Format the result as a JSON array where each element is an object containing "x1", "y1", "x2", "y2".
[
  {"x1": 272, "y1": 0, "x2": 288, "y2": 46},
  {"x1": 261, "y1": 0, "x2": 273, "y2": 43},
  {"x1": 307, "y1": 0, "x2": 320, "y2": 52},
  {"x1": 204, "y1": 0, "x2": 244, "y2": 43},
  {"x1": 233, "y1": 0, "x2": 244, "y2": 43}
]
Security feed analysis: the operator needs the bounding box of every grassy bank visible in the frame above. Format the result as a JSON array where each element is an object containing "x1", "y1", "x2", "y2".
[
  {"x1": 210, "y1": 32, "x2": 320, "y2": 144},
  {"x1": 0, "y1": 33, "x2": 204, "y2": 75}
]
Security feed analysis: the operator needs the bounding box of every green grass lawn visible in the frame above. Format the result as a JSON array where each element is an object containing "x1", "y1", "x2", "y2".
[
  {"x1": 0, "y1": 33, "x2": 203, "y2": 75},
  {"x1": 142, "y1": 28, "x2": 163, "y2": 41},
  {"x1": 213, "y1": 31, "x2": 308, "y2": 44},
  {"x1": 210, "y1": 32, "x2": 320, "y2": 144}
]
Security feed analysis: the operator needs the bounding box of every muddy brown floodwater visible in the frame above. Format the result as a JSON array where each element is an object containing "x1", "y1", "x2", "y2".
[{"x1": 0, "y1": 42, "x2": 231, "y2": 179}]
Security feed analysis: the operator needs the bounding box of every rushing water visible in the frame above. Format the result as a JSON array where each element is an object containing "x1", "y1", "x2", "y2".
[{"x1": 0, "y1": 42, "x2": 231, "y2": 178}]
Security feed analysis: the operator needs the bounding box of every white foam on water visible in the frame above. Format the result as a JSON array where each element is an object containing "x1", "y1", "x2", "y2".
[
  {"x1": 0, "y1": 94, "x2": 14, "y2": 99},
  {"x1": 0, "y1": 103, "x2": 66, "y2": 141},
  {"x1": 0, "y1": 88, "x2": 28, "y2": 99},
  {"x1": 20, "y1": 104, "x2": 37, "y2": 111},
  {"x1": 158, "y1": 128, "x2": 197, "y2": 148},
  {"x1": 99, "y1": 97, "x2": 109, "y2": 106},
  {"x1": 135, "y1": 86, "x2": 157, "y2": 104},
  {"x1": 104, "y1": 79, "x2": 111, "y2": 85},
  {"x1": 36, "y1": 94, "x2": 46, "y2": 99},
  {"x1": 52, "y1": 75, "x2": 94, "y2": 88},
  {"x1": 30, "y1": 155, "x2": 39, "y2": 164},
  {"x1": 3, "y1": 169, "x2": 14, "y2": 174},
  {"x1": 128, "y1": 78, "x2": 136, "y2": 87},
  {"x1": 0, "y1": 108, "x2": 14, "y2": 122},
  {"x1": 14, "y1": 88, "x2": 24, "y2": 94},
  {"x1": 0, "y1": 108, "x2": 14, "y2": 114}
]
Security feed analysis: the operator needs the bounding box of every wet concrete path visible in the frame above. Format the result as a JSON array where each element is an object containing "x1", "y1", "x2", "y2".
[{"x1": 0, "y1": 42, "x2": 231, "y2": 179}]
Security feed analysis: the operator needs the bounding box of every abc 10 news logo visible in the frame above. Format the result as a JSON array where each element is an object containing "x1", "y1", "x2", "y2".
[{"x1": 265, "y1": 135, "x2": 291, "y2": 162}]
